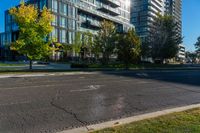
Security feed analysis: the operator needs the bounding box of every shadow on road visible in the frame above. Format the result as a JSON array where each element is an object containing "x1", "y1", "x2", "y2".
[{"x1": 102, "y1": 70, "x2": 200, "y2": 87}]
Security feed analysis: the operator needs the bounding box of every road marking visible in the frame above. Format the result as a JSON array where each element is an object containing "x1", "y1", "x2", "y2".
[
  {"x1": 122, "y1": 79, "x2": 149, "y2": 83},
  {"x1": 70, "y1": 85, "x2": 103, "y2": 92},
  {"x1": 136, "y1": 73, "x2": 148, "y2": 77}
]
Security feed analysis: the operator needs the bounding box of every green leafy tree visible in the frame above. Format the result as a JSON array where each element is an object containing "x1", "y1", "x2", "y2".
[
  {"x1": 149, "y1": 14, "x2": 182, "y2": 63},
  {"x1": 72, "y1": 32, "x2": 82, "y2": 60},
  {"x1": 117, "y1": 28, "x2": 141, "y2": 69},
  {"x1": 61, "y1": 43, "x2": 72, "y2": 60},
  {"x1": 194, "y1": 36, "x2": 200, "y2": 52},
  {"x1": 9, "y1": 2, "x2": 54, "y2": 69},
  {"x1": 185, "y1": 51, "x2": 197, "y2": 63},
  {"x1": 81, "y1": 31, "x2": 94, "y2": 61},
  {"x1": 141, "y1": 41, "x2": 152, "y2": 60},
  {"x1": 94, "y1": 20, "x2": 117, "y2": 64}
]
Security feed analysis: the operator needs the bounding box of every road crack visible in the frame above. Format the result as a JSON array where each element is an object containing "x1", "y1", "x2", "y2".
[{"x1": 50, "y1": 90, "x2": 89, "y2": 131}]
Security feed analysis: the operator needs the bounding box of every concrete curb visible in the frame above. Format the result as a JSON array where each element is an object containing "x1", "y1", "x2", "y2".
[
  {"x1": 58, "y1": 103, "x2": 200, "y2": 133},
  {"x1": 0, "y1": 72, "x2": 98, "y2": 79}
]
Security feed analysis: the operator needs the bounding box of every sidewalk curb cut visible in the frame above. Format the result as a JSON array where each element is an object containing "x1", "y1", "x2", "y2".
[{"x1": 58, "y1": 103, "x2": 200, "y2": 133}]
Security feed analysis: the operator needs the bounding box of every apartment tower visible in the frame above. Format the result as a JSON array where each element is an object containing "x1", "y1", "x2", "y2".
[
  {"x1": 0, "y1": 0, "x2": 133, "y2": 60},
  {"x1": 131, "y1": 0, "x2": 165, "y2": 41}
]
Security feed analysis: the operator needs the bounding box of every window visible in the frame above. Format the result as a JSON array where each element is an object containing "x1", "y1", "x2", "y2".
[
  {"x1": 52, "y1": 15, "x2": 58, "y2": 26},
  {"x1": 60, "y1": 30, "x2": 66, "y2": 43},
  {"x1": 72, "y1": 20, "x2": 76, "y2": 30},
  {"x1": 59, "y1": 2, "x2": 67, "y2": 15},
  {"x1": 60, "y1": 16, "x2": 66, "y2": 28},
  {"x1": 68, "y1": 31, "x2": 72, "y2": 44},
  {"x1": 51, "y1": 28, "x2": 58, "y2": 41},
  {"x1": 52, "y1": 0, "x2": 58, "y2": 12},
  {"x1": 12, "y1": 23, "x2": 18, "y2": 31}
]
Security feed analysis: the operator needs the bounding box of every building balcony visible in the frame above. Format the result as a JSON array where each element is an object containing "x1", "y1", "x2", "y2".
[
  {"x1": 76, "y1": 3, "x2": 131, "y2": 29},
  {"x1": 81, "y1": 20, "x2": 100, "y2": 29},
  {"x1": 98, "y1": 4, "x2": 120, "y2": 16},
  {"x1": 101, "y1": 0, "x2": 120, "y2": 8}
]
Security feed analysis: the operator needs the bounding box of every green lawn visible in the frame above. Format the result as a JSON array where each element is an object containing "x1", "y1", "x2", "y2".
[
  {"x1": 72, "y1": 62, "x2": 185, "y2": 69},
  {"x1": 93, "y1": 108, "x2": 200, "y2": 133},
  {"x1": 0, "y1": 62, "x2": 25, "y2": 66}
]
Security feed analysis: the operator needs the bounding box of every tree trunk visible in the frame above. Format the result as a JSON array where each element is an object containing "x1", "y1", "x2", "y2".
[
  {"x1": 125, "y1": 63, "x2": 129, "y2": 70},
  {"x1": 29, "y1": 60, "x2": 33, "y2": 70},
  {"x1": 102, "y1": 53, "x2": 109, "y2": 65}
]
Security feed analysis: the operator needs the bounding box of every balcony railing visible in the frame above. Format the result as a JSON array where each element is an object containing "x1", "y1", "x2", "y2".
[
  {"x1": 81, "y1": 20, "x2": 100, "y2": 29},
  {"x1": 76, "y1": 3, "x2": 131, "y2": 28},
  {"x1": 101, "y1": 0, "x2": 120, "y2": 8},
  {"x1": 98, "y1": 4, "x2": 120, "y2": 16}
]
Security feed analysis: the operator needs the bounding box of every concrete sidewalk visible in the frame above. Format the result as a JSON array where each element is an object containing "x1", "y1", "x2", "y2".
[
  {"x1": 0, "y1": 63, "x2": 71, "y2": 70},
  {"x1": 0, "y1": 71, "x2": 98, "y2": 78}
]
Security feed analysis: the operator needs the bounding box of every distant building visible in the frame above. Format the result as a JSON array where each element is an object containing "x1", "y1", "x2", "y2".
[
  {"x1": 131, "y1": 0, "x2": 184, "y2": 62},
  {"x1": 165, "y1": 0, "x2": 182, "y2": 38},
  {"x1": 131, "y1": 0, "x2": 182, "y2": 40},
  {"x1": 165, "y1": 0, "x2": 183, "y2": 61},
  {"x1": 0, "y1": 32, "x2": 14, "y2": 60},
  {"x1": 177, "y1": 44, "x2": 185, "y2": 62},
  {"x1": 0, "y1": 0, "x2": 133, "y2": 60},
  {"x1": 131, "y1": 0, "x2": 165, "y2": 41}
]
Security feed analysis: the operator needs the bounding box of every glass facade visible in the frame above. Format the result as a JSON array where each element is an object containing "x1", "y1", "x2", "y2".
[
  {"x1": 77, "y1": 0, "x2": 132, "y2": 33},
  {"x1": 2, "y1": 0, "x2": 133, "y2": 44},
  {"x1": 131, "y1": 0, "x2": 182, "y2": 41},
  {"x1": 0, "y1": 0, "x2": 133, "y2": 60},
  {"x1": 0, "y1": 32, "x2": 13, "y2": 60},
  {"x1": 131, "y1": 0, "x2": 165, "y2": 40},
  {"x1": 49, "y1": 0, "x2": 77, "y2": 44},
  {"x1": 165, "y1": 0, "x2": 182, "y2": 38}
]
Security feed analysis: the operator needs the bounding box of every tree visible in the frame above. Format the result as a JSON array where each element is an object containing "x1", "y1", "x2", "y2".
[
  {"x1": 194, "y1": 36, "x2": 200, "y2": 52},
  {"x1": 117, "y1": 28, "x2": 141, "y2": 69},
  {"x1": 81, "y1": 31, "x2": 94, "y2": 61},
  {"x1": 185, "y1": 51, "x2": 199, "y2": 63},
  {"x1": 141, "y1": 41, "x2": 152, "y2": 60},
  {"x1": 94, "y1": 20, "x2": 117, "y2": 64},
  {"x1": 61, "y1": 43, "x2": 72, "y2": 60},
  {"x1": 149, "y1": 14, "x2": 182, "y2": 63},
  {"x1": 9, "y1": 2, "x2": 54, "y2": 69},
  {"x1": 72, "y1": 32, "x2": 82, "y2": 60}
]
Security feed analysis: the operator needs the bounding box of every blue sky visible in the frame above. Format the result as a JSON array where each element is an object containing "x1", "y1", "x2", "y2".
[{"x1": 0, "y1": 0, "x2": 200, "y2": 51}]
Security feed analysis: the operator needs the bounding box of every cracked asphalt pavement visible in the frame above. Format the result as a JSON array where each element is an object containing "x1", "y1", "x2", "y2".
[{"x1": 0, "y1": 70, "x2": 200, "y2": 133}]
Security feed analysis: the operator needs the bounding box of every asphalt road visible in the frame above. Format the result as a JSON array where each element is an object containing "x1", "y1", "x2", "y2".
[{"x1": 0, "y1": 70, "x2": 200, "y2": 133}]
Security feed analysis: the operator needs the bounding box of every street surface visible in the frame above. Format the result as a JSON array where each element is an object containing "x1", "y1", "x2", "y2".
[{"x1": 0, "y1": 70, "x2": 200, "y2": 133}]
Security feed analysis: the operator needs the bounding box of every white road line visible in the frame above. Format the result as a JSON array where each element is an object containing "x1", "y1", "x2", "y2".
[
  {"x1": 70, "y1": 85, "x2": 103, "y2": 92},
  {"x1": 136, "y1": 73, "x2": 149, "y2": 77}
]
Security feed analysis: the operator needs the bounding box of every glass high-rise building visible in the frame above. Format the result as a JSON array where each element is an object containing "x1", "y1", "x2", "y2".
[
  {"x1": 0, "y1": 0, "x2": 133, "y2": 60},
  {"x1": 131, "y1": 0, "x2": 165, "y2": 41},
  {"x1": 165, "y1": 0, "x2": 182, "y2": 38},
  {"x1": 131, "y1": 0, "x2": 182, "y2": 41},
  {"x1": 131, "y1": 0, "x2": 184, "y2": 61}
]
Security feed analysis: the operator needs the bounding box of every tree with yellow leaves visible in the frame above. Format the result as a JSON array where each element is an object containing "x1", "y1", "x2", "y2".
[{"x1": 9, "y1": 1, "x2": 55, "y2": 69}]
